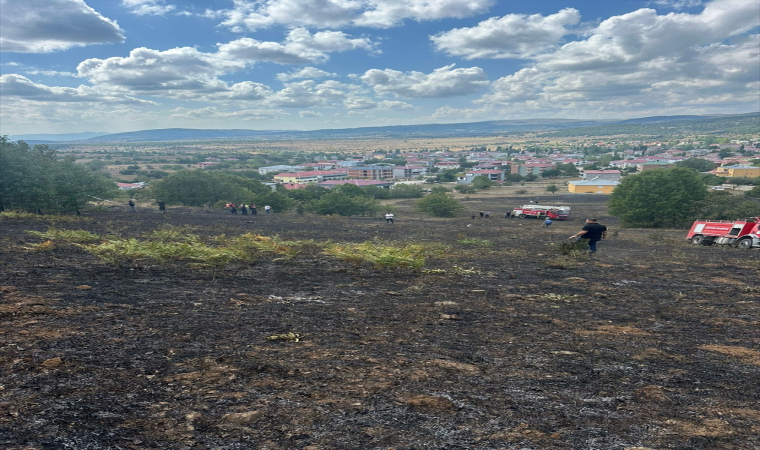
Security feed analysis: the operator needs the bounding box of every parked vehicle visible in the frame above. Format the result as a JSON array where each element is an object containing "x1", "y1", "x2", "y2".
[
  {"x1": 686, "y1": 217, "x2": 760, "y2": 249},
  {"x1": 511, "y1": 205, "x2": 570, "y2": 220}
]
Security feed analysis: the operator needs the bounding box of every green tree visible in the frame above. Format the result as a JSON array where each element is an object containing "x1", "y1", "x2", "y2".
[
  {"x1": 305, "y1": 192, "x2": 381, "y2": 216},
  {"x1": 698, "y1": 191, "x2": 760, "y2": 218},
  {"x1": 150, "y1": 170, "x2": 268, "y2": 206},
  {"x1": 676, "y1": 158, "x2": 717, "y2": 172},
  {"x1": 0, "y1": 137, "x2": 116, "y2": 213},
  {"x1": 556, "y1": 163, "x2": 580, "y2": 177},
  {"x1": 414, "y1": 192, "x2": 464, "y2": 217},
  {"x1": 252, "y1": 190, "x2": 296, "y2": 212},
  {"x1": 454, "y1": 184, "x2": 477, "y2": 194},
  {"x1": 286, "y1": 184, "x2": 329, "y2": 202},
  {"x1": 745, "y1": 186, "x2": 760, "y2": 198},
  {"x1": 540, "y1": 169, "x2": 561, "y2": 178},
  {"x1": 608, "y1": 167, "x2": 708, "y2": 228},
  {"x1": 389, "y1": 184, "x2": 424, "y2": 198},
  {"x1": 545, "y1": 183, "x2": 560, "y2": 194},
  {"x1": 471, "y1": 175, "x2": 495, "y2": 189},
  {"x1": 362, "y1": 185, "x2": 391, "y2": 199},
  {"x1": 432, "y1": 169, "x2": 459, "y2": 182},
  {"x1": 332, "y1": 183, "x2": 367, "y2": 197}
]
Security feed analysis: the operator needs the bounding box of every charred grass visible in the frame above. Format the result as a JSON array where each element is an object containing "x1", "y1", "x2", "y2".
[{"x1": 1, "y1": 194, "x2": 758, "y2": 450}]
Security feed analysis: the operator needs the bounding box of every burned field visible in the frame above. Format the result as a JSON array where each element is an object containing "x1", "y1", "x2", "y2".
[{"x1": 1, "y1": 195, "x2": 758, "y2": 450}]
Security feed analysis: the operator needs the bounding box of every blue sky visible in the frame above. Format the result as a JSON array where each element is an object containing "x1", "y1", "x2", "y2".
[{"x1": 1, "y1": 0, "x2": 758, "y2": 135}]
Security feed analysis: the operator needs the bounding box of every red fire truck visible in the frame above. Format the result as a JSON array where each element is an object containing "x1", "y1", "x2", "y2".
[
  {"x1": 510, "y1": 205, "x2": 570, "y2": 220},
  {"x1": 686, "y1": 217, "x2": 760, "y2": 249}
]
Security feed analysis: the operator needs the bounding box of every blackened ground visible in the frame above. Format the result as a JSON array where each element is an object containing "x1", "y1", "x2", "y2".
[{"x1": 1, "y1": 194, "x2": 758, "y2": 450}]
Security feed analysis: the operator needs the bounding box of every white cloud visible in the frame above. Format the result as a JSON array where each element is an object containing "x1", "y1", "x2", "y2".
[
  {"x1": 359, "y1": 64, "x2": 489, "y2": 98},
  {"x1": 0, "y1": 0, "x2": 124, "y2": 53},
  {"x1": 170, "y1": 106, "x2": 283, "y2": 121},
  {"x1": 217, "y1": 0, "x2": 493, "y2": 30},
  {"x1": 377, "y1": 100, "x2": 415, "y2": 110},
  {"x1": 344, "y1": 97, "x2": 377, "y2": 109},
  {"x1": 25, "y1": 70, "x2": 78, "y2": 77},
  {"x1": 299, "y1": 110, "x2": 322, "y2": 117},
  {"x1": 121, "y1": 0, "x2": 175, "y2": 15},
  {"x1": 226, "y1": 82, "x2": 274, "y2": 100},
  {"x1": 431, "y1": 8, "x2": 581, "y2": 59},
  {"x1": 0, "y1": 74, "x2": 154, "y2": 104},
  {"x1": 264, "y1": 80, "x2": 352, "y2": 108},
  {"x1": 76, "y1": 47, "x2": 239, "y2": 97},
  {"x1": 217, "y1": 28, "x2": 376, "y2": 64},
  {"x1": 651, "y1": 0, "x2": 703, "y2": 9},
  {"x1": 276, "y1": 67, "x2": 337, "y2": 81},
  {"x1": 477, "y1": 0, "x2": 760, "y2": 114}
]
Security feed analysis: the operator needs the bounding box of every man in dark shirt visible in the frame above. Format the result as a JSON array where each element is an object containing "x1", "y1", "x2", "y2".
[{"x1": 569, "y1": 218, "x2": 607, "y2": 253}]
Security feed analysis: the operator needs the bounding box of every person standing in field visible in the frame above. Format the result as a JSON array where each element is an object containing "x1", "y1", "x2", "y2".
[
  {"x1": 544, "y1": 218, "x2": 552, "y2": 228},
  {"x1": 128, "y1": 199, "x2": 137, "y2": 212},
  {"x1": 250, "y1": 204, "x2": 257, "y2": 215},
  {"x1": 385, "y1": 212, "x2": 394, "y2": 224},
  {"x1": 569, "y1": 218, "x2": 607, "y2": 253},
  {"x1": 264, "y1": 205, "x2": 271, "y2": 214}
]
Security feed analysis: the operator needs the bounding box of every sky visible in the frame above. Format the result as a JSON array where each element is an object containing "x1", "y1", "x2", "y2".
[{"x1": 0, "y1": 0, "x2": 759, "y2": 135}]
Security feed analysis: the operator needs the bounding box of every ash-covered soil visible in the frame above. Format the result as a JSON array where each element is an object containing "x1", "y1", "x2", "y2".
[{"x1": 1, "y1": 194, "x2": 758, "y2": 450}]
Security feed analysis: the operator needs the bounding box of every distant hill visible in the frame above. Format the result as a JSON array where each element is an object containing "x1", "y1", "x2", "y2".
[
  {"x1": 8, "y1": 132, "x2": 110, "y2": 142},
  {"x1": 78, "y1": 119, "x2": 617, "y2": 143},
  {"x1": 14, "y1": 113, "x2": 759, "y2": 144},
  {"x1": 539, "y1": 113, "x2": 760, "y2": 138}
]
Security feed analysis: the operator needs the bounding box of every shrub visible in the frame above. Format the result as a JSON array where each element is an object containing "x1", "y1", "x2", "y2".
[{"x1": 414, "y1": 192, "x2": 464, "y2": 217}]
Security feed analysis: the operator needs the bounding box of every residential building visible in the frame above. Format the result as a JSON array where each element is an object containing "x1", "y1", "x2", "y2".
[
  {"x1": 317, "y1": 179, "x2": 394, "y2": 189},
  {"x1": 568, "y1": 179, "x2": 619, "y2": 194},
  {"x1": 392, "y1": 166, "x2": 429, "y2": 179},
  {"x1": 458, "y1": 169, "x2": 506, "y2": 183},
  {"x1": 346, "y1": 165, "x2": 394, "y2": 180},
  {"x1": 511, "y1": 163, "x2": 556, "y2": 176},
  {"x1": 258, "y1": 164, "x2": 302, "y2": 175},
  {"x1": 433, "y1": 161, "x2": 460, "y2": 170},
  {"x1": 582, "y1": 170, "x2": 622, "y2": 182},
  {"x1": 715, "y1": 164, "x2": 760, "y2": 177},
  {"x1": 116, "y1": 182, "x2": 146, "y2": 190},
  {"x1": 273, "y1": 170, "x2": 348, "y2": 184},
  {"x1": 636, "y1": 162, "x2": 676, "y2": 172}
]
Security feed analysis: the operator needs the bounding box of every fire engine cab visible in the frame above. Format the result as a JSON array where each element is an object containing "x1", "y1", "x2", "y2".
[
  {"x1": 511, "y1": 205, "x2": 570, "y2": 220},
  {"x1": 686, "y1": 217, "x2": 760, "y2": 249}
]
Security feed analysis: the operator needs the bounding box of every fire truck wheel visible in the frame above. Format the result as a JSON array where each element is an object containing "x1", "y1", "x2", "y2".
[
  {"x1": 737, "y1": 238, "x2": 753, "y2": 250},
  {"x1": 690, "y1": 235, "x2": 705, "y2": 245},
  {"x1": 518, "y1": 214, "x2": 525, "y2": 218}
]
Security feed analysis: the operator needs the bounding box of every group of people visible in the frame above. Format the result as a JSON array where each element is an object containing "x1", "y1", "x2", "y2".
[{"x1": 224, "y1": 203, "x2": 273, "y2": 215}]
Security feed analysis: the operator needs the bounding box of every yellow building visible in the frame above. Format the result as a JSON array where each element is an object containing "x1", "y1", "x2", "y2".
[
  {"x1": 715, "y1": 165, "x2": 760, "y2": 178},
  {"x1": 568, "y1": 179, "x2": 619, "y2": 194}
]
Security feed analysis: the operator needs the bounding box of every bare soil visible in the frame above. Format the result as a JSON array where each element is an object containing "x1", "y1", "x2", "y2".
[{"x1": 1, "y1": 194, "x2": 758, "y2": 450}]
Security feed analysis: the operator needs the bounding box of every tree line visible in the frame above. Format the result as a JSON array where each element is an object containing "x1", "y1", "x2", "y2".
[{"x1": 0, "y1": 137, "x2": 117, "y2": 213}]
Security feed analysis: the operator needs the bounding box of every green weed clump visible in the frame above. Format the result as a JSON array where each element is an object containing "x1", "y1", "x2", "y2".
[
  {"x1": 28, "y1": 228, "x2": 101, "y2": 244},
  {"x1": 3, "y1": 212, "x2": 84, "y2": 224},
  {"x1": 144, "y1": 225, "x2": 202, "y2": 243},
  {"x1": 2, "y1": 211, "x2": 39, "y2": 220},
  {"x1": 456, "y1": 237, "x2": 493, "y2": 247},
  {"x1": 324, "y1": 242, "x2": 427, "y2": 270},
  {"x1": 556, "y1": 239, "x2": 589, "y2": 256}
]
